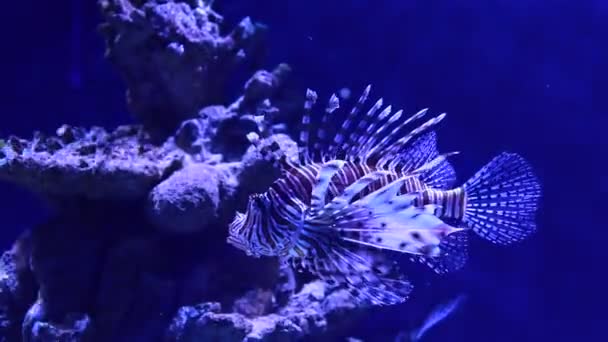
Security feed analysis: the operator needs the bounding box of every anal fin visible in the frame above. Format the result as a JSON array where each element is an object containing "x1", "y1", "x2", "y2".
[{"x1": 410, "y1": 230, "x2": 469, "y2": 274}]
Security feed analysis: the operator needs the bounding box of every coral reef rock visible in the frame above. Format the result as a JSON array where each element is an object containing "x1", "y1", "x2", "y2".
[
  {"x1": 0, "y1": 125, "x2": 183, "y2": 201},
  {"x1": 230, "y1": 63, "x2": 292, "y2": 114},
  {"x1": 98, "y1": 0, "x2": 268, "y2": 139},
  {"x1": 146, "y1": 162, "x2": 223, "y2": 233},
  {"x1": 166, "y1": 281, "x2": 362, "y2": 342},
  {"x1": 0, "y1": 232, "x2": 36, "y2": 341},
  {"x1": 24, "y1": 312, "x2": 93, "y2": 342}
]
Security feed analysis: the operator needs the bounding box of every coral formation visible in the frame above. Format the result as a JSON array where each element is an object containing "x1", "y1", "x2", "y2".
[
  {"x1": 146, "y1": 162, "x2": 224, "y2": 233},
  {"x1": 97, "y1": 0, "x2": 267, "y2": 139},
  {"x1": 0, "y1": 232, "x2": 36, "y2": 341},
  {"x1": 166, "y1": 281, "x2": 361, "y2": 342},
  {"x1": 0, "y1": 125, "x2": 184, "y2": 200}
]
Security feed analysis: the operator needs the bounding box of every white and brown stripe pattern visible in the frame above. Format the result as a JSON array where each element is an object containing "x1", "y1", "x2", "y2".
[
  {"x1": 415, "y1": 188, "x2": 466, "y2": 220},
  {"x1": 230, "y1": 85, "x2": 457, "y2": 259}
]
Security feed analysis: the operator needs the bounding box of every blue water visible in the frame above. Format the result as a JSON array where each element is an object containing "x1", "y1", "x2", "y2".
[{"x1": 0, "y1": 1, "x2": 600, "y2": 341}]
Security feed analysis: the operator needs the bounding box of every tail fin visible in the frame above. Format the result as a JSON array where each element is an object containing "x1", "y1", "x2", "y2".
[{"x1": 462, "y1": 152, "x2": 541, "y2": 245}]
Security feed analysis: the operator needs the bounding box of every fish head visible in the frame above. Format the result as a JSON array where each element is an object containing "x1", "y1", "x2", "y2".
[
  {"x1": 227, "y1": 192, "x2": 280, "y2": 257},
  {"x1": 227, "y1": 211, "x2": 252, "y2": 255}
]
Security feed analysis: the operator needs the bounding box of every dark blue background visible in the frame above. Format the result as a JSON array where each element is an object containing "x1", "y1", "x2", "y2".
[{"x1": 0, "y1": 1, "x2": 601, "y2": 341}]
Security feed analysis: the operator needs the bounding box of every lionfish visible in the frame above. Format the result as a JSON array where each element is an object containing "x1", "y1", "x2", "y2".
[{"x1": 227, "y1": 85, "x2": 541, "y2": 305}]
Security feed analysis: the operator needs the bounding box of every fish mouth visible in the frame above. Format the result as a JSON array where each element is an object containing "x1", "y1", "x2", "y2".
[
  {"x1": 228, "y1": 212, "x2": 246, "y2": 233},
  {"x1": 226, "y1": 234, "x2": 245, "y2": 248},
  {"x1": 227, "y1": 211, "x2": 261, "y2": 256},
  {"x1": 226, "y1": 235, "x2": 252, "y2": 255}
]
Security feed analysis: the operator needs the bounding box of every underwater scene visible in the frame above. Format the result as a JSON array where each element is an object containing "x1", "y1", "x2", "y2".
[{"x1": 0, "y1": 0, "x2": 598, "y2": 341}]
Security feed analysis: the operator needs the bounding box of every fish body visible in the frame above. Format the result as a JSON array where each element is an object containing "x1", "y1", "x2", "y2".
[
  {"x1": 272, "y1": 158, "x2": 468, "y2": 221},
  {"x1": 228, "y1": 85, "x2": 542, "y2": 305}
]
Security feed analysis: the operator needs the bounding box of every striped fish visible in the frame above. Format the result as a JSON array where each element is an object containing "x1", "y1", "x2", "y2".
[{"x1": 227, "y1": 85, "x2": 542, "y2": 305}]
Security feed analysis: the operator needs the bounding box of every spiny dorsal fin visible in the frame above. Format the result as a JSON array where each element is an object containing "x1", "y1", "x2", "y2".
[
  {"x1": 383, "y1": 132, "x2": 458, "y2": 188},
  {"x1": 299, "y1": 89, "x2": 318, "y2": 163},
  {"x1": 350, "y1": 98, "x2": 388, "y2": 157},
  {"x1": 344, "y1": 103, "x2": 391, "y2": 158},
  {"x1": 420, "y1": 156, "x2": 457, "y2": 189},
  {"x1": 375, "y1": 113, "x2": 447, "y2": 168},
  {"x1": 315, "y1": 94, "x2": 340, "y2": 162},
  {"x1": 297, "y1": 85, "x2": 449, "y2": 175},
  {"x1": 360, "y1": 108, "x2": 429, "y2": 161},
  {"x1": 328, "y1": 85, "x2": 371, "y2": 158},
  {"x1": 408, "y1": 152, "x2": 460, "y2": 176},
  {"x1": 388, "y1": 131, "x2": 438, "y2": 173}
]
